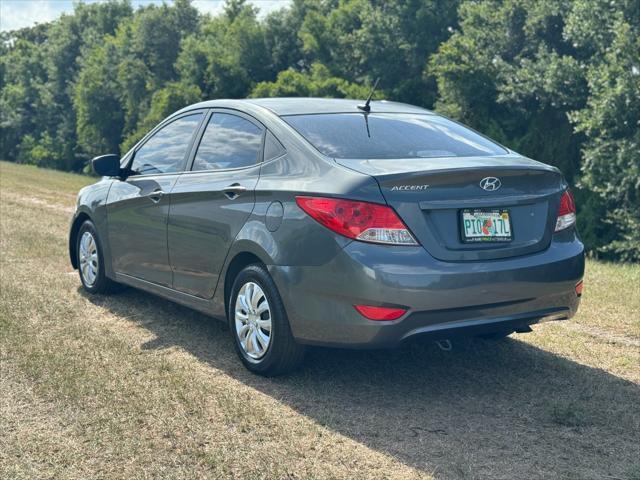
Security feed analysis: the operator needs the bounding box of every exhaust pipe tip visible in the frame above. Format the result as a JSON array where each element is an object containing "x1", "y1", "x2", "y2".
[{"x1": 515, "y1": 326, "x2": 533, "y2": 334}]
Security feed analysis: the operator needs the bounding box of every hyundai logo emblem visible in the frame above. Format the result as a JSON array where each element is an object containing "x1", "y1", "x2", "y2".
[{"x1": 479, "y1": 177, "x2": 501, "y2": 191}]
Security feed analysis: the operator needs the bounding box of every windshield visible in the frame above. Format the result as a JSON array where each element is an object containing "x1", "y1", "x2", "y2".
[{"x1": 283, "y1": 113, "x2": 508, "y2": 159}]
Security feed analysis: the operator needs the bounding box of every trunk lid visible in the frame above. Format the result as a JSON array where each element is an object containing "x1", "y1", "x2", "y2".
[{"x1": 335, "y1": 155, "x2": 565, "y2": 261}]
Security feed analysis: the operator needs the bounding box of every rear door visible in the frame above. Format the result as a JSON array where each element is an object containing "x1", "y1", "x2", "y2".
[
  {"x1": 107, "y1": 112, "x2": 204, "y2": 286},
  {"x1": 167, "y1": 110, "x2": 265, "y2": 298}
]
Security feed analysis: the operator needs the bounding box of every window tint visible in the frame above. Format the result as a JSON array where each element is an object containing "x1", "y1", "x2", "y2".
[
  {"x1": 192, "y1": 113, "x2": 263, "y2": 171},
  {"x1": 130, "y1": 114, "x2": 202, "y2": 175},
  {"x1": 263, "y1": 131, "x2": 286, "y2": 160},
  {"x1": 283, "y1": 113, "x2": 508, "y2": 159}
]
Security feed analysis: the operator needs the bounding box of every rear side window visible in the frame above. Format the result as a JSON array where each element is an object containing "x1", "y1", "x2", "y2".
[
  {"x1": 283, "y1": 113, "x2": 508, "y2": 159},
  {"x1": 192, "y1": 113, "x2": 263, "y2": 171},
  {"x1": 263, "y1": 131, "x2": 286, "y2": 161},
  {"x1": 131, "y1": 113, "x2": 202, "y2": 175}
]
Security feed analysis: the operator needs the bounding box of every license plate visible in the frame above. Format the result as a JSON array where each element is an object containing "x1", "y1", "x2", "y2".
[{"x1": 461, "y1": 209, "x2": 512, "y2": 242}]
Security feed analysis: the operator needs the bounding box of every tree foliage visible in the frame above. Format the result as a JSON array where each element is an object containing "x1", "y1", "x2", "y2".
[
  {"x1": 429, "y1": 0, "x2": 639, "y2": 260},
  {"x1": 568, "y1": 3, "x2": 640, "y2": 261},
  {"x1": 252, "y1": 63, "x2": 371, "y2": 98},
  {"x1": 0, "y1": 0, "x2": 637, "y2": 260}
]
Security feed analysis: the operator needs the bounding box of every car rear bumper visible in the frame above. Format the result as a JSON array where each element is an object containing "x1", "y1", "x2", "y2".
[{"x1": 269, "y1": 230, "x2": 584, "y2": 348}]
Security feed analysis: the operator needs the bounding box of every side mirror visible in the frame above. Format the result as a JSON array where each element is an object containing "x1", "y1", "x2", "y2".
[{"x1": 92, "y1": 154, "x2": 121, "y2": 177}]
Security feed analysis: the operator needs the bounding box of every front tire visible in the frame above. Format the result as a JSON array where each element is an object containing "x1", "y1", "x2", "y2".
[
  {"x1": 76, "y1": 220, "x2": 121, "y2": 294},
  {"x1": 229, "y1": 264, "x2": 305, "y2": 376}
]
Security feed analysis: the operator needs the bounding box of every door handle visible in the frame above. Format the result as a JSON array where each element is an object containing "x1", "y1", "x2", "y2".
[
  {"x1": 222, "y1": 183, "x2": 247, "y2": 199},
  {"x1": 147, "y1": 189, "x2": 164, "y2": 203}
]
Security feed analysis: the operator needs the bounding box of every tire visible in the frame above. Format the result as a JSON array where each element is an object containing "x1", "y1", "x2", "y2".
[
  {"x1": 478, "y1": 330, "x2": 513, "y2": 340},
  {"x1": 228, "y1": 264, "x2": 305, "y2": 376},
  {"x1": 76, "y1": 220, "x2": 121, "y2": 294}
]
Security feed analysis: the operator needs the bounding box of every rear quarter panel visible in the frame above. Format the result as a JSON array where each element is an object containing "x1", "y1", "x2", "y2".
[{"x1": 212, "y1": 140, "x2": 384, "y2": 314}]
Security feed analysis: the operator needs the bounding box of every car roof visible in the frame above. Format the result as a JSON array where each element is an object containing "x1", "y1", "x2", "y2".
[{"x1": 182, "y1": 97, "x2": 434, "y2": 116}]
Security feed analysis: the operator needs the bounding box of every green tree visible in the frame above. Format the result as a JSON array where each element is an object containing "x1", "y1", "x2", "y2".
[
  {"x1": 430, "y1": 0, "x2": 585, "y2": 180},
  {"x1": 299, "y1": 0, "x2": 459, "y2": 105},
  {"x1": 0, "y1": 1, "x2": 132, "y2": 170},
  {"x1": 568, "y1": 5, "x2": 640, "y2": 261},
  {"x1": 42, "y1": 1, "x2": 133, "y2": 170},
  {"x1": 121, "y1": 82, "x2": 202, "y2": 152},
  {"x1": 430, "y1": 0, "x2": 639, "y2": 259},
  {"x1": 0, "y1": 38, "x2": 49, "y2": 162},
  {"x1": 251, "y1": 63, "x2": 370, "y2": 98},
  {"x1": 262, "y1": 0, "x2": 311, "y2": 75},
  {"x1": 74, "y1": 40, "x2": 125, "y2": 157},
  {"x1": 74, "y1": 0, "x2": 199, "y2": 157},
  {"x1": 126, "y1": 0, "x2": 199, "y2": 85},
  {"x1": 177, "y1": 0, "x2": 269, "y2": 99}
]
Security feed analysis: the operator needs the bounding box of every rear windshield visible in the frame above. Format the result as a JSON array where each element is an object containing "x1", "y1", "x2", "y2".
[{"x1": 283, "y1": 113, "x2": 508, "y2": 159}]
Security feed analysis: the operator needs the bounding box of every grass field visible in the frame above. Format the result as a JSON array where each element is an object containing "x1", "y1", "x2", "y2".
[{"x1": 1, "y1": 160, "x2": 639, "y2": 480}]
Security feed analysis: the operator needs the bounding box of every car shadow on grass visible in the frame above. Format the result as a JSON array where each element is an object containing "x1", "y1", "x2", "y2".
[{"x1": 82, "y1": 287, "x2": 640, "y2": 480}]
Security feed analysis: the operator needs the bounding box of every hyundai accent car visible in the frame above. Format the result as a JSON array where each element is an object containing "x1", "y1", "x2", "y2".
[{"x1": 69, "y1": 98, "x2": 585, "y2": 375}]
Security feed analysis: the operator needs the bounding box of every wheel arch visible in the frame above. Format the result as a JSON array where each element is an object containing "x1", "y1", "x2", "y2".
[
  {"x1": 222, "y1": 251, "x2": 267, "y2": 318},
  {"x1": 69, "y1": 212, "x2": 92, "y2": 269}
]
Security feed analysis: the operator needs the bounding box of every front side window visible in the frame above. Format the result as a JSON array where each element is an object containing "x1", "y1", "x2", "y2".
[
  {"x1": 130, "y1": 113, "x2": 202, "y2": 175},
  {"x1": 283, "y1": 113, "x2": 508, "y2": 159},
  {"x1": 192, "y1": 113, "x2": 263, "y2": 171}
]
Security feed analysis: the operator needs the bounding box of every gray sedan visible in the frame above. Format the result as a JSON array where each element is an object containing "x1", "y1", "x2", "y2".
[{"x1": 69, "y1": 98, "x2": 585, "y2": 375}]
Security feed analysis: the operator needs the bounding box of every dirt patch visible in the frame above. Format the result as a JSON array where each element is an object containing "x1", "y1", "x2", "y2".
[
  {"x1": 562, "y1": 322, "x2": 640, "y2": 348},
  {"x1": 1, "y1": 193, "x2": 75, "y2": 214}
]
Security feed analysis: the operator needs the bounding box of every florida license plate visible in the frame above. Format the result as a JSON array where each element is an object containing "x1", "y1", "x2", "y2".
[{"x1": 461, "y1": 209, "x2": 512, "y2": 242}]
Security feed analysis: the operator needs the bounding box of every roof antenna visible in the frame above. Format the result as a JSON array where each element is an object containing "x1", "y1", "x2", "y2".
[
  {"x1": 357, "y1": 77, "x2": 380, "y2": 113},
  {"x1": 363, "y1": 112, "x2": 371, "y2": 138}
]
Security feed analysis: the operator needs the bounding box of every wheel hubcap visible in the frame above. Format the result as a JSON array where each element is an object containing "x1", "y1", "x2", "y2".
[
  {"x1": 234, "y1": 281, "x2": 272, "y2": 359},
  {"x1": 79, "y1": 231, "x2": 98, "y2": 286}
]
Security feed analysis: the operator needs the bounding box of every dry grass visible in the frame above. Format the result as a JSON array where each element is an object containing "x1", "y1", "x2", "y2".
[{"x1": 1, "y1": 160, "x2": 639, "y2": 480}]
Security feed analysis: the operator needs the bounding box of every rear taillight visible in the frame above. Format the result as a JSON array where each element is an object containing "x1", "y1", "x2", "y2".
[
  {"x1": 295, "y1": 196, "x2": 418, "y2": 245},
  {"x1": 354, "y1": 305, "x2": 407, "y2": 320},
  {"x1": 555, "y1": 189, "x2": 576, "y2": 232}
]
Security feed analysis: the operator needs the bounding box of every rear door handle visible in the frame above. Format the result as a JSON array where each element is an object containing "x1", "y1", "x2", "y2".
[
  {"x1": 222, "y1": 183, "x2": 247, "y2": 199},
  {"x1": 147, "y1": 189, "x2": 164, "y2": 203}
]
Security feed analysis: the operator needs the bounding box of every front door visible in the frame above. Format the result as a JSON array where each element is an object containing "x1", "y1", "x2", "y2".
[
  {"x1": 168, "y1": 111, "x2": 265, "y2": 298},
  {"x1": 107, "y1": 112, "x2": 204, "y2": 286}
]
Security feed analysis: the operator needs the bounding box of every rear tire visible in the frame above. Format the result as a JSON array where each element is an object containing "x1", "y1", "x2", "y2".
[
  {"x1": 228, "y1": 264, "x2": 305, "y2": 376},
  {"x1": 76, "y1": 220, "x2": 122, "y2": 294}
]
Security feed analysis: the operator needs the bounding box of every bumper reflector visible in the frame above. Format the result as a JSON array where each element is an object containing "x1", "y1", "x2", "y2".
[
  {"x1": 354, "y1": 305, "x2": 407, "y2": 321},
  {"x1": 575, "y1": 281, "x2": 584, "y2": 296}
]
